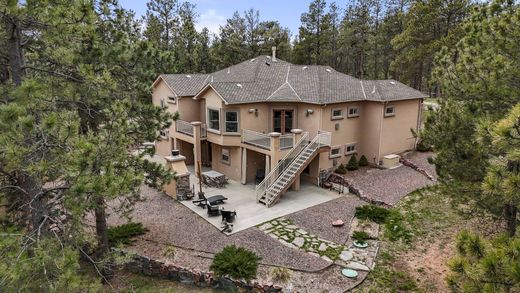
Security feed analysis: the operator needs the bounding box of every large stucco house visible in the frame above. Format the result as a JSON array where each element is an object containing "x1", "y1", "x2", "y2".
[{"x1": 152, "y1": 49, "x2": 427, "y2": 207}]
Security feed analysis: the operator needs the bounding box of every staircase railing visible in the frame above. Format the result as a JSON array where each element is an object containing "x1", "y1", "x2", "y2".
[
  {"x1": 264, "y1": 131, "x2": 331, "y2": 206},
  {"x1": 256, "y1": 132, "x2": 309, "y2": 202}
]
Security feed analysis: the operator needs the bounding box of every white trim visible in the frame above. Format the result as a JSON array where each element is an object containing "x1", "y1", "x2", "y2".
[
  {"x1": 223, "y1": 109, "x2": 240, "y2": 134},
  {"x1": 152, "y1": 75, "x2": 180, "y2": 97},
  {"x1": 347, "y1": 106, "x2": 360, "y2": 118},
  {"x1": 329, "y1": 145, "x2": 342, "y2": 159},
  {"x1": 192, "y1": 84, "x2": 229, "y2": 104},
  {"x1": 207, "y1": 107, "x2": 221, "y2": 133},
  {"x1": 345, "y1": 143, "x2": 357, "y2": 155},
  {"x1": 331, "y1": 108, "x2": 344, "y2": 120}
]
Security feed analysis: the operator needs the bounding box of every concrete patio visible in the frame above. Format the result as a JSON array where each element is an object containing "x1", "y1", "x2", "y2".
[{"x1": 182, "y1": 166, "x2": 341, "y2": 234}]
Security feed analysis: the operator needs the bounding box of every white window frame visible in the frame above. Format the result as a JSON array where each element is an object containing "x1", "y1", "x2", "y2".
[
  {"x1": 221, "y1": 148, "x2": 230, "y2": 165},
  {"x1": 345, "y1": 143, "x2": 357, "y2": 155},
  {"x1": 384, "y1": 105, "x2": 396, "y2": 117},
  {"x1": 331, "y1": 108, "x2": 344, "y2": 120},
  {"x1": 207, "y1": 108, "x2": 220, "y2": 133},
  {"x1": 224, "y1": 110, "x2": 240, "y2": 134},
  {"x1": 159, "y1": 129, "x2": 168, "y2": 140},
  {"x1": 329, "y1": 146, "x2": 342, "y2": 158},
  {"x1": 167, "y1": 95, "x2": 177, "y2": 104},
  {"x1": 347, "y1": 106, "x2": 360, "y2": 118}
]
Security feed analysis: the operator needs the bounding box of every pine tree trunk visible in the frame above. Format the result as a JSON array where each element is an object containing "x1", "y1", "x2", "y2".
[
  {"x1": 504, "y1": 204, "x2": 517, "y2": 237},
  {"x1": 4, "y1": 16, "x2": 24, "y2": 86},
  {"x1": 94, "y1": 195, "x2": 113, "y2": 280}
]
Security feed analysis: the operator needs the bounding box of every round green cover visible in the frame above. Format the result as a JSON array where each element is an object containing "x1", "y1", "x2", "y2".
[
  {"x1": 353, "y1": 241, "x2": 368, "y2": 248},
  {"x1": 342, "y1": 268, "x2": 358, "y2": 278}
]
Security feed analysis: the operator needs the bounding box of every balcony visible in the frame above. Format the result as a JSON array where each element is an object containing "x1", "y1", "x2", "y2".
[
  {"x1": 241, "y1": 129, "x2": 271, "y2": 150},
  {"x1": 175, "y1": 119, "x2": 207, "y2": 138},
  {"x1": 280, "y1": 134, "x2": 293, "y2": 149}
]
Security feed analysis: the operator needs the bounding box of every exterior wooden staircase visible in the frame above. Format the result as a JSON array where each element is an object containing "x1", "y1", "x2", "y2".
[{"x1": 256, "y1": 131, "x2": 332, "y2": 207}]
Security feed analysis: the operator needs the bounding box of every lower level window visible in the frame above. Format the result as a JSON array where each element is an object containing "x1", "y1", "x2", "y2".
[
  {"x1": 345, "y1": 143, "x2": 356, "y2": 155},
  {"x1": 221, "y1": 148, "x2": 230, "y2": 164},
  {"x1": 330, "y1": 146, "x2": 341, "y2": 158}
]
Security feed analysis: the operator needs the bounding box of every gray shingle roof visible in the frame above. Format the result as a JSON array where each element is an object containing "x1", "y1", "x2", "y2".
[{"x1": 157, "y1": 57, "x2": 427, "y2": 104}]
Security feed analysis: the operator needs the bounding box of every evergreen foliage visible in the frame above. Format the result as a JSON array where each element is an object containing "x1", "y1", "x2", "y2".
[
  {"x1": 108, "y1": 222, "x2": 149, "y2": 246},
  {"x1": 335, "y1": 163, "x2": 347, "y2": 174},
  {"x1": 359, "y1": 155, "x2": 369, "y2": 166},
  {"x1": 210, "y1": 245, "x2": 261, "y2": 281},
  {"x1": 346, "y1": 154, "x2": 359, "y2": 171},
  {"x1": 355, "y1": 205, "x2": 391, "y2": 224}
]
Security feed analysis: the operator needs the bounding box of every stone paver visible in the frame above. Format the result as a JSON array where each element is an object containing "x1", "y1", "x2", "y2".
[{"x1": 258, "y1": 217, "x2": 379, "y2": 275}]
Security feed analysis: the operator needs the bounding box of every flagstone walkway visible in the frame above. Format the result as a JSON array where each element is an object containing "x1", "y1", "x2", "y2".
[{"x1": 258, "y1": 217, "x2": 379, "y2": 273}]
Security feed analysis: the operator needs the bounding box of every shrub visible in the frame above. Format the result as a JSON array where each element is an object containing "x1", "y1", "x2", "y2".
[
  {"x1": 415, "y1": 140, "x2": 432, "y2": 152},
  {"x1": 210, "y1": 245, "x2": 260, "y2": 281},
  {"x1": 346, "y1": 154, "x2": 359, "y2": 171},
  {"x1": 270, "y1": 267, "x2": 291, "y2": 282},
  {"x1": 352, "y1": 231, "x2": 370, "y2": 244},
  {"x1": 358, "y1": 155, "x2": 369, "y2": 166},
  {"x1": 335, "y1": 163, "x2": 347, "y2": 174},
  {"x1": 355, "y1": 205, "x2": 391, "y2": 224},
  {"x1": 107, "y1": 222, "x2": 148, "y2": 247}
]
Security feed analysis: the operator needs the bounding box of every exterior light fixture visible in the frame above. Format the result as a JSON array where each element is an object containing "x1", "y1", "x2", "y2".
[
  {"x1": 305, "y1": 109, "x2": 314, "y2": 116},
  {"x1": 248, "y1": 108, "x2": 258, "y2": 116}
]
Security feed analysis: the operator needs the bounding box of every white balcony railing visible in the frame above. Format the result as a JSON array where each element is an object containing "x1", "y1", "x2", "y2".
[
  {"x1": 175, "y1": 119, "x2": 207, "y2": 138},
  {"x1": 241, "y1": 129, "x2": 271, "y2": 150},
  {"x1": 280, "y1": 134, "x2": 294, "y2": 149}
]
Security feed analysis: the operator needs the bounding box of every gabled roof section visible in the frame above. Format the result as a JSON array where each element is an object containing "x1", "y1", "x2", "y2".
[
  {"x1": 159, "y1": 74, "x2": 210, "y2": 97},
  {"x1": 157, "y1": 56, "x2": 427, "y2": 104},
  {"x1": 267, "y1": 82, "x2": 301, "y2": 101}
]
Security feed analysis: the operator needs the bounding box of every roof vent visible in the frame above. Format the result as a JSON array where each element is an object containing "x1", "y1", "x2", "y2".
[
  {"x1": 325, "y1": 68, "x2": 331, "y2": 73},
  {"x1": 265, "y1": 61, "x2": 271, "y2": 66},
  {"x1": 302, "y1": 66, "x2": 308, "y2": 70},
  {"x1": 250, "y1": 58, "x2": 256, "y2": 62},
  {"x1": 236, "y1": 83, "x2": 242, "y2": 88},
  {"x1": 266, "y1": 56, "x2": 271, "y2": 59},
  {"x1": 390, "y1": 81, "x2": 396, "y2": 85},
  {"x1": 186, "y1": 75, "x2": 192, "y2": 78},
  {"x1": 227, "y1": 68, "x2": 230, "y2": 74}
]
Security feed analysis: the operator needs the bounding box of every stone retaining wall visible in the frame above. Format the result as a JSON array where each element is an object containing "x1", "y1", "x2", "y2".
[
  {"x1": 116, "y1": 249, "x2": 285, "y2": 293},
  {"x1": 399, "y1": 157, "x2": 436, "y2": 181}
]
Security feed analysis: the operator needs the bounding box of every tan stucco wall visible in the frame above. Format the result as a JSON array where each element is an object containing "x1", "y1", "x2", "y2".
[
  {"x1": 245, "y1": 149, "x2": 266, "y2": 184},
  {"x1": 360, "y1": 102, "x2": 384, "y2": 165},
  {"x1": 177, "y1": 139, "x2": 195, "y2": 165},
  {"x1": 211, "y1": 144, "x2": 241, "y2": 181},
  {"x1": 379, "y1": 99, "x2": 420, "y2": 157},
  {"x1": 155, "y1": 139, "x2": 171, "y2": 157}
]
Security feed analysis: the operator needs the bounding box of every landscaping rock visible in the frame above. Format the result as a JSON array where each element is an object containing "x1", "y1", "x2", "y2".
[
  {"x1": 293, "y1": 237, "x2": 305, "y2": 247},
  {"x1": 332, "y1": 219, "x2": 345, "y2": 227},
  {"x1": 339, "y1": 251, "x2": 353, "y2": 262},
  {"x1": 346, "y1": 262, "x2": 370, "y2": 271},
  {"x1": 318, "y1": 243, "x2": 328, "y2": 251}
]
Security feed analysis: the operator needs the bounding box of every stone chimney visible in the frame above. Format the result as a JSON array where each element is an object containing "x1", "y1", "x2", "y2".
[
  {"x1": 163, "y1": 150, "x2": 191, "y2": 200},
  {"x1": 272, "y1": 46, "x2": 277, "y2": 61}
]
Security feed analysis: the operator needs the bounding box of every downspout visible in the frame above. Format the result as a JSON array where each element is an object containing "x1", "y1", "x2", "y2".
[
  {"x1": 415, "y1": 99, "x2": 423, "y2": 149},
  {"x1": 377, "y1": 102, "x2": 385, "y2": 165}
]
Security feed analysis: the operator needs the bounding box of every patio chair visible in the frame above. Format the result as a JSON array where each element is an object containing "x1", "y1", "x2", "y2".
[
  {"x1": 255, "y1": 169, "x2": 265, "y2": 184},
  {"x1": 207, "y1": 203, "x2": 221, "y2": 217},
  {"x1": 221, "y1": 209, "x2": 237, "y2": 223},
  {"x1": 192, "y1": 194, "x2": 207, "y2": 208}
]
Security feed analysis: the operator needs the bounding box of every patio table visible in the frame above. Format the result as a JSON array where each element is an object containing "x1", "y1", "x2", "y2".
[{"x1": 201, "y1": 170, "x2": 228, "y2": 188}]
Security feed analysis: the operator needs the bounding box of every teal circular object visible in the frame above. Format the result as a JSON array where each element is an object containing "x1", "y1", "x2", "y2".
[
  {"x1": 353, "y1": 241, "x2": 368, "y2": 248},
  {"x1": 342, "y1": 268, "x2": 358, "y2": 278}
]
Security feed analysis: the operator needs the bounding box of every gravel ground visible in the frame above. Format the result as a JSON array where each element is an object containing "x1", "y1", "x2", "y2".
[
  {"x1": 285, "y1": 195, "x2": 366, "y2": 244},
  {"x1": 403, "y1": 151, "x2": 437, "y2": 179},
  {"x1": 125, "y1": 236, "x2": 365, "y2": 293},
  {"x1": 347, "y1": 165, "x2": 434, "y2": 206},
  {"x1": 107, "y1": 185, "x2": 330, "y2": 272}
]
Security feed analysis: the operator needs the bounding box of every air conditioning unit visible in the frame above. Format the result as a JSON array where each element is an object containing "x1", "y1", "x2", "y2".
[{"x1": 382, "y1": 154, "x2": 401, "y2": 169}]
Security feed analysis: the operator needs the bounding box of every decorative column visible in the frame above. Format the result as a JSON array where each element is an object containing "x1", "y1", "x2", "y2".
[
  {"x1": 269, "y1": 132, "x2": 281, "y2": 171},
  {"x1": 291, "y1": 128, "x2": 303, "y2": 145},
  {"x1": 192, "y1": 121, "x2": 202, "y2": 177},
  {"x1": 265, "y1": 155, "x2": 271, "y2": 174},
  {"x1": 241, "y1": 147, "x2": 247, "y2": 185}
]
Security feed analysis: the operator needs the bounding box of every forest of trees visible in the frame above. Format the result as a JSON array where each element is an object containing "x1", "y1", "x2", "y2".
[{"x1": 0, "y1": 0, "x2": 519, "y2": 291}]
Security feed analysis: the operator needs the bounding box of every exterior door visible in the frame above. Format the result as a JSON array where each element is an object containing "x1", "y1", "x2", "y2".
[{"x1": 273, "y1": 110, "x2": 293, "y2": 134}]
